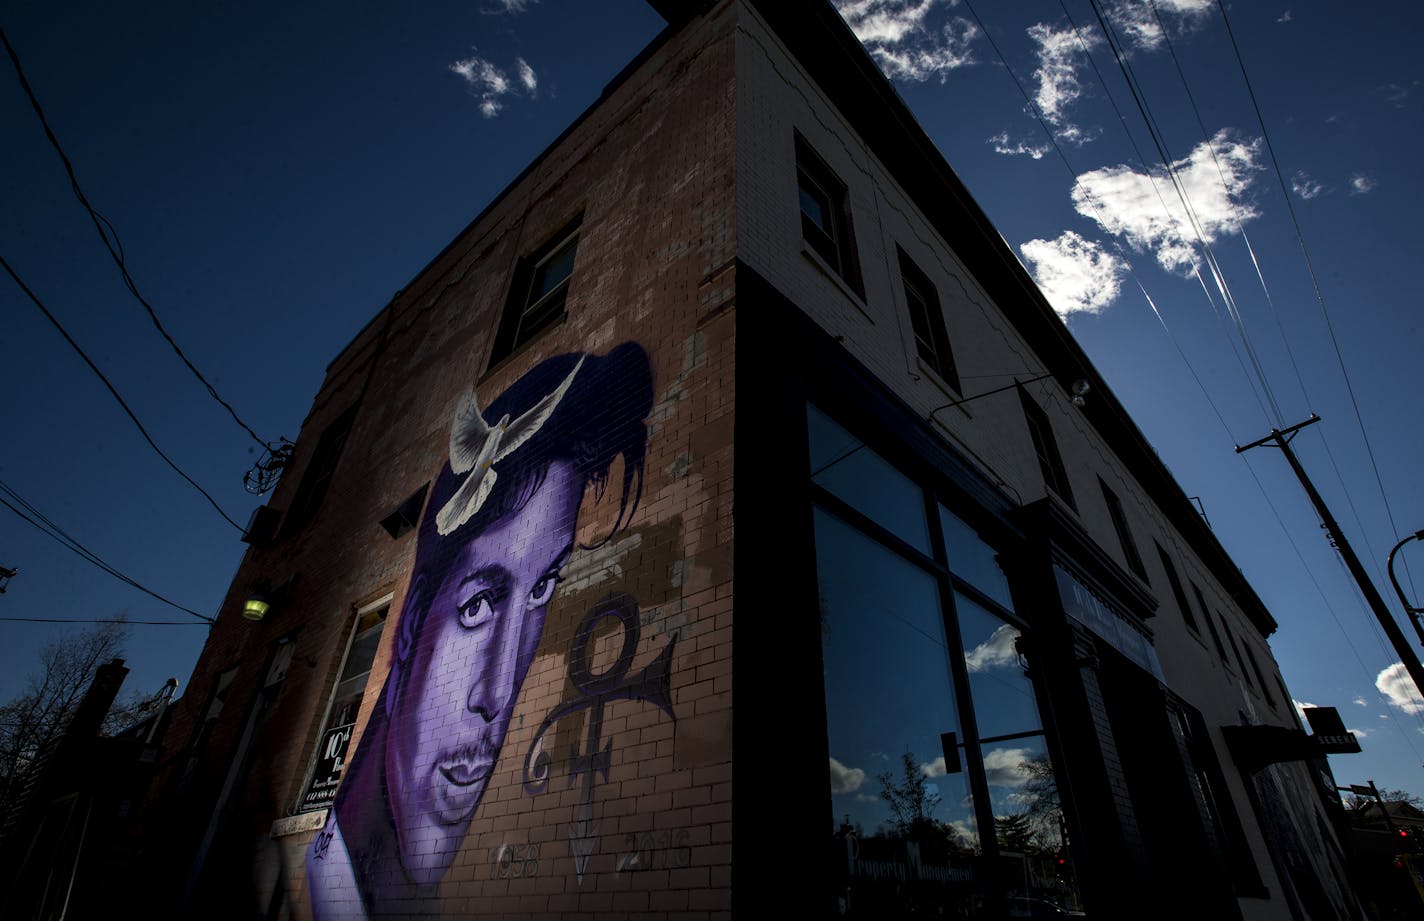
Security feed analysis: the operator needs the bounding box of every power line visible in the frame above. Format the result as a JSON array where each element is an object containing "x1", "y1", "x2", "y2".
[
  {"x1": 1210, "y1": 0, "x2": 1416, "y2": 595},
  {"x1": 0, "y1": 479, "x2": 215, "y2": 624},
  {"x1": 0, "y1": 253, "x2": 245, "y2": 534},
  {"x1": 0, "y1": 22, "x2": 271, "y2": 452},
  {"x1": 0, "y1": 617, "x2": 209, "y2": 627}
]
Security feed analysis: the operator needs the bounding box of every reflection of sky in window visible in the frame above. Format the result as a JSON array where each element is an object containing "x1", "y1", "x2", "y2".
[
  {"x1": 808, "y1": 405, "x2": 930, "y2": 553},
  {"x1": 957, "y1": 593, "x2": 1043, "y2": 739},
  {"x1": 940, "y1": 505, "x2": 1013, "y2": 609},
  {"x1": 815, "y1": 508, "x2": 974, "y2": 836}
]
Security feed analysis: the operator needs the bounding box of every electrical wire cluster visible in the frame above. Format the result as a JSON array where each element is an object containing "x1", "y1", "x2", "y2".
[{"x1": 957, "y1": 0, "x2": 1424, "y2": 750}]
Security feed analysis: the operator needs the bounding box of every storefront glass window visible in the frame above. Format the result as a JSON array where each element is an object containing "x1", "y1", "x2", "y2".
[{"x1": 809, "y1": 405, "x2": 930, "y2": 553}]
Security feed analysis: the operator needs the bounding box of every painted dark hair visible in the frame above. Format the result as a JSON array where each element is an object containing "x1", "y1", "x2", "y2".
[{"x1": 419, "y1": 341, "x2": 653, "y2": 559}]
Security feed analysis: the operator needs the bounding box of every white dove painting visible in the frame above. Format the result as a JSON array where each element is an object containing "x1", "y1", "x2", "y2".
[{"x1": 435, "y1": 355, "x2": 586, "y2": 536}]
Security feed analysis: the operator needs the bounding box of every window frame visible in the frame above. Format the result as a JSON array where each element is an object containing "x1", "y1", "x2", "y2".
[
  {"x1": 296, "y1": 597, "x2": 390, "y2": 813},
  {"x1": 896, "y1": 246, "x2": 961, "y2": 393},
  {"x1": 794, "y1": 132, "x2": 863, "y2": 296},
  {"x1": 489, "y1": 212, "x2": 583, "y2": 367},
  {"x1": 1018, "y1": 386, "x2": 1076, "y2": 510},
  {"x1": 282, "y1": 405, "x2": 358, "y2": 536},
  {"x1": 1154, "y1": 542, "x2": 1201, "y2": 635},
  {"x1": 1099, "y1": 477, "x2": 1148, "y2": 582}
]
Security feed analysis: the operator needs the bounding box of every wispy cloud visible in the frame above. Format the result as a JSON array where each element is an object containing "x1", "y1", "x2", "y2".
[
  {"x1": 1277, "y1": 10, "x2": 1293, "y2": 23},
  {"x1": 1071, "y1": 130, "x2": 1263, "y2": 274},
  {"x1": 450, "y1": 51, "x2": 539, "y2": 118},
  {"x1": 1354, "y1": 695, "x2": 1368, "y2": 707},
  {"x1": 1021, "y1": 231, "x2": 1127, "y2": 318},
  {"x1": 1378, "y1": 81, "x2": 1419, "y2": 108},
  {"x1": 1291, "y1": 170, "x2": 1327, "y2": 200},
  {"x1": 833, "y1": 0, "x2": 980, "y2": 82},
  {"x1": 988, "y1": 132, "x2": 1051, "y2": 160},
  {"x1": 829, "y1": 756, "x2": 868, "y2": 794},
  {"x1": 483, "y1": 0, "x2": 537, "y2": 14},
  {"x1": 1349, "y1": 172, "x2": 1377, "y2": 195},
  {"x1": 964, "y1": 623, "x2": 1021, "y2": 672},
  {"x1": 1376, "y1": 663, "x2": 1424, "y2": 715},
  {"x1": 1107, "y1": 0, "x2": 1214, "y2": 52},
  {"x1": 516, "y1": 57, "x2": 538, "y2": 94},
  {"x1": 922, "y1": 755, "x2": 948, "y2": 778},
  {"x1": 1027, "y1": 23, "x2": 1098, "y2": 145}
]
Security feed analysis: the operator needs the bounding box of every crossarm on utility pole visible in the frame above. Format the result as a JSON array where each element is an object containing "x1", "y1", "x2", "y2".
[{"x1": 1237, "y1": 415, "x2": 1424, "y2": 704}]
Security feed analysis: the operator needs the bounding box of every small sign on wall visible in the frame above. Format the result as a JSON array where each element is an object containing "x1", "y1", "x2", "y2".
[{"x1": 300, "y1": 722, "x2": 354, "y2": 812}]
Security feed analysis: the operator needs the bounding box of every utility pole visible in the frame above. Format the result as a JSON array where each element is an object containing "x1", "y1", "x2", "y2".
[{"x1": 1237, "y1": 415, "x2": 1424, "y2": 702}]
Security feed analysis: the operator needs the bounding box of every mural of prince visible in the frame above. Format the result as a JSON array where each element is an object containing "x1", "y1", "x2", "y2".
[{"x1": 307, "y1": 344, "x2": 653, "y2": 919}]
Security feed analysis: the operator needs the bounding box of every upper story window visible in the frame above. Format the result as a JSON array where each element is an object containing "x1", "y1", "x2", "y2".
[
  {"x1": 283, "y1": 405, "x2": 358, "y2": 535},
  {"x1": 795, "y1": 133, "x2": 862, "y2": 296},
  {"x1": 490, "y1": 213, "x2": 582, "y2": 366},
  {"x1": 1018, "y1": 387, "x2": 1075, "y2": 510},
  {"x1": 1154, "y1": 542, "x2": 1200, "y2": 634},
  {"x1": 1192, "y1": 582, "x2": 1231, "y2": 667},
  {"x1": 897, "y1": 247, "x2": 960, "y2": 393},
  {"x1": 1099, "y1": 478, "x2": 1147, "y2": 581}
]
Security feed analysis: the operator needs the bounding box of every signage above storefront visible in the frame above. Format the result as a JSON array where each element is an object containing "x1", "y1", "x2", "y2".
[
  {"x1": 1054, "y1": 566, "x2": 1165, "y2": 682},
  {"x1": 299, "y1": 722, "x2": 354, "y2": 812}
]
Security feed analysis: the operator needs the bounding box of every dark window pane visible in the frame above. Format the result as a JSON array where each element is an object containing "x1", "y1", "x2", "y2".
[
  {"x1": 940, "y1": 506, "x2": 1013, "y2": 610},
  {"x1": 808, "y1": 404, "x2": 930, "y2": 554},
  {"x1": 529, "y1": 236, "x2": 577, "y2": 303}
]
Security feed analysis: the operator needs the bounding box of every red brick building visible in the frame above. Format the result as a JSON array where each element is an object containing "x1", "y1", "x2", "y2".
[{"x1": 121, "y1": 2, "x2": 1362, "y2": 919}]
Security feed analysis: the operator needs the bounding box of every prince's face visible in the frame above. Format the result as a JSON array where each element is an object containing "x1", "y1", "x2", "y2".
[{"x1": 384, "y1": 461, "x2": 581, "y2": 882}]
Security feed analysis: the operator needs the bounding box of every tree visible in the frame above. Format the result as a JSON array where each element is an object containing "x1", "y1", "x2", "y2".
[
  {"x1": 875, "y1": 750, "x2": 965, "y2": 850},
  {"x1": 1344, "y1": 787, "x2": 1424, "y2": 814},
  {"x1": 0, "y1": 620, "x2": 140, "y2": 817}
]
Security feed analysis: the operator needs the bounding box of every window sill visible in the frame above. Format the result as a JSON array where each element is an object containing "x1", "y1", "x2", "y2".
[
  {"x1": 481, "y1": 311, "x2": 568, "y2": 383},
  {"x1": 271, "y1": 809, "x2": 328, "y2": 838},
  {"x1": 800, "y1": 241, "x2": 872, "y2": 323}
]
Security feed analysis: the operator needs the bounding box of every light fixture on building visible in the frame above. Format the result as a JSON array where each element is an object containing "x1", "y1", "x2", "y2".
[
  {"x1": 1071, "y1": 380, "x2": 1091, "y2": 407},
  {"x1": 243, "y1": 591, "x2": 272, "y2": 622},
  {"x1": 0, "y1": 565, "x2": 15, "y2": 593}
]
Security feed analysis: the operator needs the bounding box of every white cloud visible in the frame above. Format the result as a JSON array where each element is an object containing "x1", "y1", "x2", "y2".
[
  {"x1": 834, "y1": 1, "x2": 981, "y2": 82},
  {"x1": 855, "y1": 792, "x2": 880, "y2": 803},
  {"x1": 450, "y1": 51, "x2": 539, "y2": 119},
  {"x1": 1376, "y1": 663, "x2": 1424, "y2": 715},
  {"x1": 1292, "y1": 698, "x2": 1316, "y2": 726},
  {"x1": 983, "y1": 747, "x2": 1033, "y2": 788},
  {"x1": 1277, "y1": 10, "x2": 1293, "y2": 23},
  {"x1": 1354, "y1": 695, "x2": 1368, "y2": 707},
  {"x1": 1020, "y1": 231, "x2": 1127, "y2": 318},
  {"x1": 516, "y1": 57, "x2": 538, "y2": 94},
  {"x1": 1349, "y1": 172, "x2": 1377, "y2": 195},
  {"x1": 989, "y1": 132, "x2": 1050, "y2": 160},
  {"x1": 1108, "y1": 0, "x2": 1213, "y2": 52},
  {"x1": 1350, "y1": 726, "x2": 1369, "y2": 739},
  {"x1": 1291, "y1": 170, "x2": 1327, "y2": 200},
  {"x1": 1071, "y1": 130, "x2": 1263, "y2": 274},
  {"x1": 484, "y1": 0, "x2": 536, "y2": 13},
  {"x1": 922, "y1": 756, "x2": 947, "y2": 778},
  {"x1": 964, "y1": 623, "x2": 1022, "y2": 673},
  {"x1": 829, "y1": 756, "x2": 868, "y2": 794},
  {"x1": 1027, "y1": 23, "x2": 1098, "y2": 145}
]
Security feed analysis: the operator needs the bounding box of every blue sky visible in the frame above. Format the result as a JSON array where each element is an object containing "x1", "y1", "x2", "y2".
[{"x1": 2, "y1": 0, "x2": 1422, "y2": 800}]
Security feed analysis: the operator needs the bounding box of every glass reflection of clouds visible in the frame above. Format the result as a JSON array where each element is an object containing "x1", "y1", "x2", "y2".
[{"x1": 815, "y1": 508, "x2": 972, "y2": 836}]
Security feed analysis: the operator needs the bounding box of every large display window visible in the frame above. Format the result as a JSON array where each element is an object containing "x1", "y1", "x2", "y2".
[{"x1": 809, "y1": 404, "x2": 1082, "y2": 917}]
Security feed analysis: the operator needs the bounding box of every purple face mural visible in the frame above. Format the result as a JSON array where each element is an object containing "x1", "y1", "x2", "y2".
[{"x1": 306, "y1": 344, "x2": 652, "y2": 920}]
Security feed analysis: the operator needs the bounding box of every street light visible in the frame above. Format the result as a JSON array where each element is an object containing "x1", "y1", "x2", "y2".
[{"x1": 1387, "y1": 530, "x2": 1424, "y2": 648}]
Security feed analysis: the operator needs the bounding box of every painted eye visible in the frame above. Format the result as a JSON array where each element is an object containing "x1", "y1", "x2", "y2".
[
  {"x1": 528, "y1": 572, "x2": 562, "y2": 608},
  {"x1": 458, "y1": 592, "x2": 494, "y2": 629}
]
